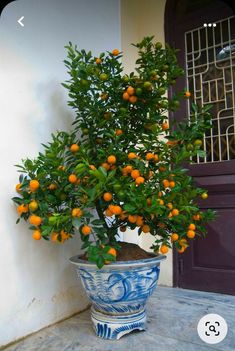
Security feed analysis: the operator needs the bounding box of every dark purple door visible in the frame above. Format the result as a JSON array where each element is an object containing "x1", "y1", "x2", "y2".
[{"x1": 165, "y1": 0, "x2": 235, "y2": 294}]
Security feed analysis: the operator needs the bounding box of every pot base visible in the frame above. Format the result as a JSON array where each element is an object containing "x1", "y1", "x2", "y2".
[{"x1": 91, "y1": 306, "x2": 146, "y2": 340}]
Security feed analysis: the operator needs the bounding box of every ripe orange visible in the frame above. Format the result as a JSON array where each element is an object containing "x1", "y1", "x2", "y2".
[
  {"x1": 142, "y1": 224, "x2": 150, "y2": 233},
  {"x1": 107, "y1": 155, "x2": 116, "y2": 164},
  {"x1": 171, "y1": 233, "x2": 179, "y2": 242},
  {"x1": 159, "y1": 166, "x2": 166, "y2": 172},
  {"x1": 187, "y1": 230, "x2": 195, "y2": 239},
  {"x1": 72, "y1": 208, "x2": 83, "y2": 217},
  {"x1": 70, "y1": 144, "x2": 80, "y2": 152},
  {"x1": 89, "y1": 165, "x2": 96, "y2": 170},
  {"x1": 168, "y1": 212, "x2": 173, "y2": 218},
  {"x1": 128, "y1": 152, "x2": 137, "y2": 160},
  {"x1": 172, "y1": 208, "x2": 179, "y2": 216},
  {"x1": 131, "y1": 169, "x2": 140, "y2": 179},
  {"x1": 193, "y1": 214, "x2": 201, "y2": 221},
  {"x1": 123, "y1": 92, "x2": 130, "y2": 100},
  {"x1": 29, "y1": 215, "x2": 42, "y2": 226},
  {"x1": 15, "y1": 183, "x2": 22, "y2": 193},
  {"x1": 29, "y1": 201, "x2": 38, "y2": 212},
  {"x1": 95, "y1": 58, "x2": 102, "y2": 64},
  {"x1": 112, "y1": 49, "x2": 120, "y2": 56},
  {"x1": 29, "y1": 180, "x2": 40, "y2": 192},
  {"x1": 112, "y1": 205, "x2": 122, "y2": 215},
  {"x1": 68, "y1": 174, "x2": 77, "y2": 184},
  {"x1": 105, "y1": 208, "x2": 113, "y2": 217},
  {"x1": 81, "y1": 225, "x2": 91, "y2": 235},
  {"x1": 136, "y1": 216, "x2": 144, "y2": 226},
  {"x1": 58, "y1": 165, "x2": 65, "y2": 171},
  {"x1": 157, "y1": 199, "x2": 164, "y2": 205},
  {"x1": 129, "y1": 95, "x2": 138, "y2": 104},
  {"x1": 146, "y1": 198, "x2": 152, "y2": 206},
  {"x1": 162, "y1": 179, "x2": 170, "y2": 188},
  {"x1": 125, "y1": 165, "x2": 133, "y2": 173},
  {"x1": 115, "y1": 129, "x2": 123, "y2": 136},
  {"x1": 32, "y1": 230, "x2": 41, "y2": 240},
  {"x1": 128, "y1": 214, "x2": 137, "y2": 223},
  {"x1": 51, "y1": 232, "x2": 58, "y2": 242},
  {"x1": 167, "y1": 202, "x2": 173, "y2": 210},
  {"x1": 154, "y1": 154, "x2": 159, "y2": 162},
  {"x1": 178, "y1": 246, "x2": 186, "y2": 253},
  {"x1": 17, "y1": 204, "x2": 29, "y2": 215},
  {"x1": 146, "y1": 153, "x2": 155, "y2": 161},
  {"x1": 105, "y1": 247, "x2": 117, "y2": 264},
  {"x1": 162, "y1": 122, "x2": 169, "y2": 131},
  {"x1": 160, "y1": 245, "x2": 169, "y2": 254},
  {"x1": 158, "y1": 222, "x2": 166, "y2": 228},
  {"x1": 201, "y1": 192, "x2": 208, "y2": 199},
  {"x1": 169, "y1": 181, "x2": 175, "y2": 188},
  {"x1": 179, "y1": 238, "x2": 188, "y2": 247},
  {"x1": 158, "y1": 191, "x2": 163, "y2": 197},
  {"x1": 101, "y1": 162, "x2": 110, "y2": 171},
  {"x1": 61, "y1": 229, "x2": 70, "y2": 242},
  {"x1": 48, "y1": 183, "x2": 57, "y2": 190},
  {"x1": 126, "y1": 86, "x2": 135, "y2": 96},
  {"x1": 184, "y1": 91, "x2": 191, "y2": 98},
  {"x1": 103, "y1": 192, "x2": 113, "y2": 202},
  {"x1": 188, "y1": 223, "x2": 196, "y2": 230},
  {"x1": 135, "y1": 176, "x2": 145, "y2": 185}
]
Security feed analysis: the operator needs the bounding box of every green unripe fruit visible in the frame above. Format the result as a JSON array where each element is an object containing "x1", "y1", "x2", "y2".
[
  {"x1": 49, "y1": 217, "x2": 57, "y2": 225},
  {"x1": 172, "y1": 100, "x2": 180, "y2": 109},
  {"x1": 120, "y1": 107, "x2": 127, "y2": 114},
  {"x1": 122, "y1": 75, "x2": 129, "y2": 83},
  {"x1": 186, "y1": 144, "x2": 194, "y2": 151},
  {"x1": 100, "y1": 73, "x2": 108, "y2": 81},
  {"x1": 135, "y1": 88, "x2": 142, "y2": 96},
  {"x1": 158, "y1": 87, "x2": 166, "y2": 95},
  {"x1": 143, "y1": 81, "x2": 152, "y2": 90},
  {"x1": 155, "y1": 42, "x2": 162, "y2": 49},
  {"x1": 113, "y1": 184, "x2": 122, "y2": 192},
  {"x1": 59, "y1": 193, "x2": 67, "y2": 201},
  {"x1": 82, "y1": 128, "x2": 89, "y2": 135},
  {"x1": 117, "y1": 191, "x2": 125, "y2": 199},
  {"x1": 194, "y1": 139, "x2": 203, "y2": 147}
]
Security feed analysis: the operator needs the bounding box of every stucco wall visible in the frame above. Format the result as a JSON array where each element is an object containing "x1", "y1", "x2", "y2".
[
  {"x1": 0, "y1": 0, "x2": 121, "y2": 347},
  {"x1": 120, "y1": 0, "x2": 173, "y2": 287}
]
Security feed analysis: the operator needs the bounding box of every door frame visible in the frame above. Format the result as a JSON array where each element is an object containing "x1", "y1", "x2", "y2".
[{"x1": 164, "y1": 0, "x2": 235, "y2": 288}]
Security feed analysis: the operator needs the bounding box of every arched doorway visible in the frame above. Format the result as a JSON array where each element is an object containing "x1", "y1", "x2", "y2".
[{"x1": 165, "y1": 0, "x2": 235, "y2": 294}]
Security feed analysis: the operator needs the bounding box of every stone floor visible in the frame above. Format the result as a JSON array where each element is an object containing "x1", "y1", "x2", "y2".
[{"x1": 3, "y1": 287, "x2": 235, "y2": 351}]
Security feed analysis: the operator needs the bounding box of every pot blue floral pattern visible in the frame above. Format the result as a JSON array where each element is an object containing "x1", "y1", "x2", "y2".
[{"x1": 70, "y1": 254, "x2": 166, "y2": 339}]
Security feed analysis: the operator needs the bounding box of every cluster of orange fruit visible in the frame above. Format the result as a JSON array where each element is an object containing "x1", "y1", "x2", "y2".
[{"x1": 122, "y1": 86, "x2": 138, "y2": 104}]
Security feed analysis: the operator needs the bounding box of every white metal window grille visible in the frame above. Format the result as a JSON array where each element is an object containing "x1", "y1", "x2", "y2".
[{"x1": 185, "y1": 16, "x2": 235, "y2": 163}]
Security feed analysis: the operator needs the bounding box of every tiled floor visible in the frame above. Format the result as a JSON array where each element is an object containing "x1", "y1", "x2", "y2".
[{"x1": 3, "y1": 287, "x2": 235, "y2": 351}]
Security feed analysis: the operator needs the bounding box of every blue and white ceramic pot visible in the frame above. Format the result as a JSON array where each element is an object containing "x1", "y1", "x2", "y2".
[{"x1": 70, "y1": 253, "x2": 166, "y2": 340}]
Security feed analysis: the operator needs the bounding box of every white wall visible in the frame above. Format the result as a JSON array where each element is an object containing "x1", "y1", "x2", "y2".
[
  {"x1": 120, "y1": 0, "x2": 172, "y2": 287},
  {"x1": 0, "y1": 0, "x2": 121, "y2": 347}
]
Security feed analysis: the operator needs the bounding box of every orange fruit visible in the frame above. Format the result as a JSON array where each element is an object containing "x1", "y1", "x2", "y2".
[
  {"x1": 179, "y1": 238, "x2": 188, "y2": 247},
  {"x1": 112, "y1": 205, "x2": 122, "y2": 215},
  {"x1": 146, "y1": 198, "x2": 152, "y2": 206},
  {"x1": 187, "y1": 230, "x2": 195, "y2": 239},
  {"x1": 32, "y1": 230, "x2": 41, "y2": 240},
  {"x1": 169, "y1": 181, "x2": 175, "y2": 188},
  {"x1": 128, "y1": 152, "x2": 137, "y2": 160},
  {"x1": 105, "y1": 208, "x2": 113, "y2": 217},
  {"x1": 112, "y1": 49, "x2": 120, "y2": 56},
  {"x1": 135, "y1": 176, "x2": 145, "y2": 185},
  {"x1": 158, "y1": 191, "x2": 163, "y2": 197},
  {"x1": 89, "y1": 165, "x2": 96, "y2": 170},
  {"x1": 146, "y1": 153, "x2": 155, "y2": 161},
  {"x1": 136, "y1": 216, "x2": 144, "y2": 226},
  {"x1": 121, "y1": 167, "x2": 128, "y2": 176},
  {"x1": 157, "y1": 199, "x2": 164, "y2": 205},
  {"x1": 105, "y1": 247, "x2": 117, "y2": 264},
  {"x1": 51, "y1": 232, "x2": 58, "y2": 242},
  {"x1": 162, "y1": 122, "x2": 169, "y2": 131},
  {"x1": 48, "y1": 183, "x2": 57, "y2": 190},
  {"x1": 159, "y1": 166, "x2": 166, "y2": 172},
  {"x1": 68, "y1": 174, "x2": 77, "y2": 183},
  {"x1": 123, "y1": 92, "x2": 130, "y2": 100},
  {"x1": 167, "y1": 203, "x2": 173, "y2": 210},
  {"x1": 119, "y1": 212, "x2": 127, "y2": 220},
  {"x1": 172, "y1": 208, "x2": 179, "y2": 216},
  {"x1": 188, "y1": 223, "x2": 196, "y2": 230},
  {"x1": 184, "y1": 91, "x2": 191, "y2": 98},
  {"x1": 125, "y1": 165, "x2": 133, "y2": 173},
  {"x1": 29, "y1": 180, "x2": 40, "y2": 192},
  {"x1": 129, "y1": 95, "x2": 137, "y2": 104},
  {"x1": 193, "y1": 214, "x2": 201, "y2": 221},
  {"x1": 178, "y1": 246, "x2": 186, "y2": 253},
  {"x1": 171, "y1": 233, "x2": 179, "y2": 242},
  {"x1": 107, "y1": 155, "x2": 116, "y2": 164},
  {"x1": 160, "y1": 245, "x2": 169, "y2": 254},
  {"x1": 103, "y1": 192, "x2": 113, "y2": 202},
  {"x1": 58, "y1": 165, "x2": 65, "y2": 171},
  {"x1": 17, "y1": 204, "x2": 29, "y2": 215},
  {"x1": 81, "y1": 225, "x2": 91, "y2": 235},
  {"x1": 115, "y1": 129, "x2": 123, "y2": 136},
  {"x1": 168, "y1": 212, "x2": 173, "y2": 218},
  {"x1": 100, "y1": 92, "x2": 108, "y2": 100},
  {"x1": 95, "y1": 58, "x2": 102, "y2": 64},
  {"x1": 72, "y1": 208, "x2": 83, "y2": 217},
  {"x1": 126, "y1": 86, "x2": 135, "y2": 96},
  {"x1": 15, "y1": 183, "x2": 22, "y2": 193},
  {"x1": 128, "y1": 214, "x2": 137, "y2": 223},
  {"x1": 131, "y1": 169, "x2": 140, "y2": 179},
  {"x1": 201, "y1": 192, "x2": 208, "y2": 199},
  {"x1": 29, "y1": 215, "x2": 42, "y2": 226},
  {"x1": 142, "y1": 224, "x2": 150, "y2": 233},
  {"x1": 29, "y1": 201, "x2": 38, "y2": 212},
  {"x1": 162, "y1": 179, "x2": 170, "y2": 188},
  {"x1": 61, "y1": 229, "x2": 69, "y2": 242},
  {"x1": 101, "y1": 162, "x2": 110, "y2": 171},
  {"x1": 154, "y1": 154, "x2": 159, "y2": 162},
  {"x1": 158, "y1": 222, "x2": 166, "y2": 228},
  {"x1": 70, "y1": 144, "x2": 80, "y2": 152}
]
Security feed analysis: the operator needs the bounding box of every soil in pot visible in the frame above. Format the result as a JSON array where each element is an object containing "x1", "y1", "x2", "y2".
[{"x1": 80, "y1": 242, "x2": 156, "y2": 261}]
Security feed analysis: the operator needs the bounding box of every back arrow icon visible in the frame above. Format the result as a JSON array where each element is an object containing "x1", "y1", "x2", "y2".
[{"x1": 18, "y1": 16, "x2": 24, "y2": 27}]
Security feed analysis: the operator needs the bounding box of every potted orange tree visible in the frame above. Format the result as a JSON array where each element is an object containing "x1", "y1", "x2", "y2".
[{"x1": 12, "y1": 36, "x2": 215, "y2": 340}]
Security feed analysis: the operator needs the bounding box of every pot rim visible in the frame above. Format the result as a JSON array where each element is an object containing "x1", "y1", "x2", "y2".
[{"x1": 69, "y1": 252, "x2": 166, "y2": 269}]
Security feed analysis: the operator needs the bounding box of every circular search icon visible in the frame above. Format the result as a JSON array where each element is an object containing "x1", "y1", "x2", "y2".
[{"x1": 197, "y1": 313, "x2": 228, "y2": 344}]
